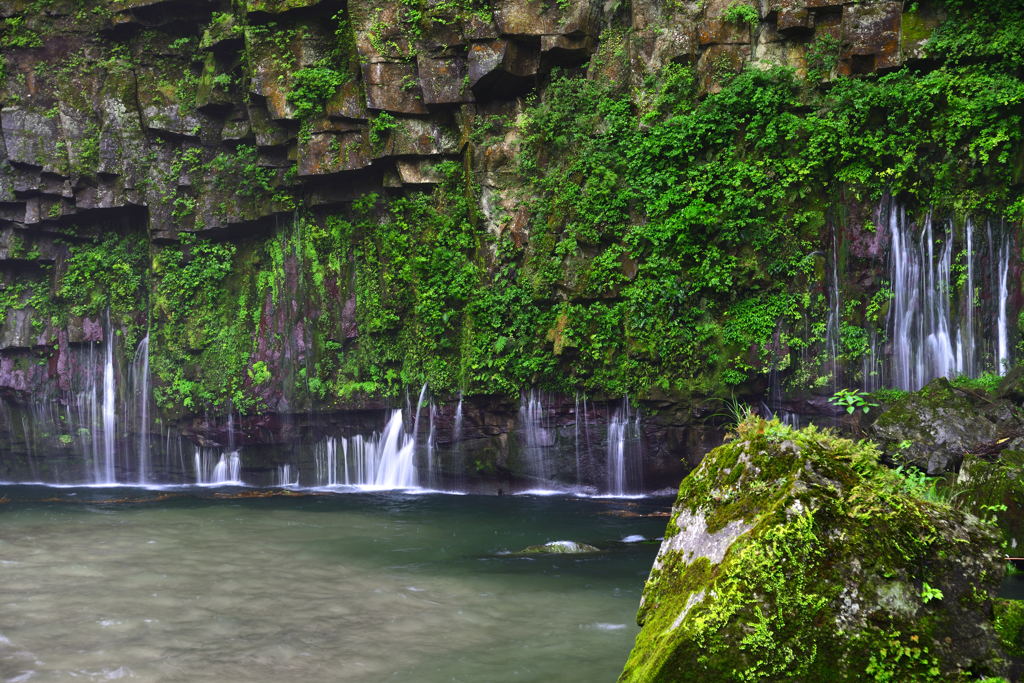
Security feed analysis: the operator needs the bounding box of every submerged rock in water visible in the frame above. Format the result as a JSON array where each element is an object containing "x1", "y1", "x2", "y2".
[
  {"x1": 517, "y1": 540, "x2": 600, "y2": 554},
  {"x1": 621, "y1": 416, "x2": 1007, "y2": 682}
]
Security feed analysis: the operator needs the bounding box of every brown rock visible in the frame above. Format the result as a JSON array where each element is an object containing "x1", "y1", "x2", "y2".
[
  {"x1": 468, "y1": 39, "x2": 539, "y2": 97},
  {"x1": 417, "y1": 55, "x2": 474, "y2": 105},
  {"x1": 699, "y1": 0, "x2": 756, "y2": 45},
  {"x1": 361, "y1": 62, "x2": 428, "y2": 114},
  {"x1": 840, "y1": 1, "x2": 902, "y2": 73},
  {"x1": 297, "y1": 131, "x2": 372, "y2": 176},
  {"x1": 695, "y1": 44, "x2": 750, "y2": 95}
]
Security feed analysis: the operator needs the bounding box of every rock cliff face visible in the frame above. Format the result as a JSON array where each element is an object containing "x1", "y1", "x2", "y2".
[
  {"x1": 0, "y1": 0, "x2": 1018, "y2": 481},
  {"x1": 0, "y1": 0, "x2": 941, "y2": 238},
  {"x1": 621, "y1": 416, "x2": 1008, "y2": 681}
]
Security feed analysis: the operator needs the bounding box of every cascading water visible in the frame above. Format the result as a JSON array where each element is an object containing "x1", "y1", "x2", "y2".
[
  {"x1": 574, "y1": 394, "x2": 582, "y2": 483},
  {"x1": 606, "y1": 399, "x2": 642, "y2": 496},
  {"x1": 277, "y1": 463, "x2": 298, "y2": 487},
  {"x1": 131, "y1": 335, "x2": 150, "y2": 484},
  {"x1": 425, "y1": 400, "x2": 437, "y2": 487},
  {"x1": 453, "y1": 395, "x2": 463, "y2": 444},
  {"x1": 519, "y1": 390, "x2": 552, "y2": 482},
  {"x1": 884, "y1": 204, "x2": 1015, "y2": 390},
  {"x1": 212, "y1": 452, "x2": 241, "y2": 484},
  {"x1": 194, "y1": 449, "x2": 242, "y2": 485},
  {"x1": 100, "y1": 317, "x2": 117, "y2": 483},
  {"x1": 994, "y1": 222, "x2": 1012, "y2": 374},
  {"x1": 310, "y1": 410, "x2": 419, "y2": 488},
  {"x1": 315, "y1": 436, "x2": 339, "y2": 486}
]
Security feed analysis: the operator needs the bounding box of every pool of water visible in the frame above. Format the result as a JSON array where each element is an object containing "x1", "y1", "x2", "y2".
[{"x1": 0, "y1": 486, "x2": 670, "y2": 682}]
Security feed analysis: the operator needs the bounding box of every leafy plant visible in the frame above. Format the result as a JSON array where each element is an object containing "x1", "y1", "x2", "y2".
[
  {"x1": 247, "y1": 361, "x2": 271, "y2": 386},
  {"x1": 920, "y1": 582, "x2": 944, "y2": 603},
  {"x1": 369, "y1": 111, "x2": 399, "y2": 147},
  {"x1": 722, "y1": 2, "x2": 759, "y2": 28},
  {"x1": 829, "y1": 388, "x2": 879, "y2": 414},
  {"x1": 287, "y1": 67, "x2": 347, "y2": 119}
]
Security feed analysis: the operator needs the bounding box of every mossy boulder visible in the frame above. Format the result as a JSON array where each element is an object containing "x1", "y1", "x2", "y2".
[
  {"x1": 870, "y1": 378, "x2": 1021, "y2": 475},
  {"x1": 620, "y1": 416, "x2": 1007, "y2": 682},
  {"x1": 953, "y1": 450, "x2": 1024, "y2": 553},
  {"x1": 995, "y1": 599, "x2": 1024, "y2": 662}
]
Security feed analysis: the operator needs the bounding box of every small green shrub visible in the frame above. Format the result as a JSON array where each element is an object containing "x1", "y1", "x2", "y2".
[
  {"x1": 722, "y1": 2, "x2": 759, "y2": 28},
  {"x1": 287, "y1": 67, "x2": 348, "y2": 119}
]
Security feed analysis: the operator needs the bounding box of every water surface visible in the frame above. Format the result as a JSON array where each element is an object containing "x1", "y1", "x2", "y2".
[{"x1": 0, "y1": 486, "x2": 668, "y2": 682}]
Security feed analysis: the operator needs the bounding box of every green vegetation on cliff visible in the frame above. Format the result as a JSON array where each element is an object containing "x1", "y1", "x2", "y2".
[
  {"x1": 0, "y1": 1, "x2": 1021, "y2": 416},
  {"x1": 323, "y1": 0, "x2": 1024, "y2": 402}
]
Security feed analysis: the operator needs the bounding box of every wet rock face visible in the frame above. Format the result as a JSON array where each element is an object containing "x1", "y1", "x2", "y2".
[
  {"x1": 621, "y1": 417, "x2": 1007, "y2": 682},
  {"x1": 0, "y1": 0, "x2": 948, "y2": 448},
  {"x1": 870, "y1": 378, "x2": 1024, "y2": 475},
  {"x1": 0, "y1": 0, "x2": 939, "y2": 242}
]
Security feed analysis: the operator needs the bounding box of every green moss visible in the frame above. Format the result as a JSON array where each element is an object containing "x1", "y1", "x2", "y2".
[
  {"x1": 287, "y1": 67, "x2": 348, "y2": 119},
  {"x1": 622, "y1": 417, "x2": 1006, "y2": 681},
  {"x1": 57, "y1": 234, "x2": 147, "y2": 327},
  {"x1": 995, "y1": 600, "x2": 1024, "y2": 659}
]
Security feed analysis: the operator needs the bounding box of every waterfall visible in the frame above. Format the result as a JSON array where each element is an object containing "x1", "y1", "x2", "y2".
[
  {"x1": 314, "y1": 410, "x2": 419, "y2": 488},
  {"x1": 194, "y1": 449, "x2": 242, "y2": 485},
  {"x1": 995, "y1": 223, "x2": 1012, "y2": 374},
  {"x1": 519, "y1": 390, "x2": 552, "y2": 482},
  {"x1": 74, "y1": 343, "x2": 102, "y2": 482},
  {"x1": 131, "y1": 335, "x2": 150, "y2": 484},
  {"x1": 885, "y1": 204, "x2": 1015, "y2": 390},
  {"x1": 411, "y1": 383, "x2": 427, "y2": 446},
  {"x1": 861, "y1": 327, "x2": 881, "y2": 393},
  {"x1": 98, "y1": 316, "x2": 117, "y2": 484},
  {"x1": 574, "y1": 394, "x2": 582, "y2": 484},
  {"x1": 453, "y1": 395, "x2": 463, "y2": 443},
  {"x1": 367, "y1": 410, "x2": 416, "y2": 488},
  {"x1": 959, "y1": 222, "x2": 976, "y2": 375},
  {"x1": 888, "y1": 207, "x2": 956, "y2": 390},
  {"x1": 426, "y1": 400, "x2": 437, "y2": 487},
  {"x1": 226, "y1": 408, "x2": 236, "y2": 452},
  {"x1": 606, "y1": 398, "x2": 641, "y2": 496},
  {"x1": 211, "y1": 455, "x2": 228, "y2": 483},
  {"x1": 315, "y1": 436, "x2": 338, "y2": 486},
  {"x1": 211, "y1": 452, "x2": 241, "y2": 484},
  {"x1": 606, "y1": 408, "x2": 626, "y2": 495},
  {"x1": 277, "y1": 463, "x2": 298, "y2": 487}
]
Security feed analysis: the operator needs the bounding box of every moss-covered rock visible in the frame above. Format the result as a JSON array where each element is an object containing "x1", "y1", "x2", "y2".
[
  {"x1": 621, "y1": 416, "x2": 1008, "y2": 682},
  {"x1": 870, "y1": 378, "x2": 1022, "y2": 475},
  {"x1": 953, "y1": 450, "x2": 1024, "y2": 553}
]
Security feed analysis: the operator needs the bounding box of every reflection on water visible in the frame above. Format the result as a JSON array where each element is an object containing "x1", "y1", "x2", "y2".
[{"x1": 0, "y1": 487, "x2": 669, "y2": 682}]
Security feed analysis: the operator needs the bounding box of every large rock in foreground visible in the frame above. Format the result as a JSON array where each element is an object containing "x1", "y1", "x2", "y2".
[{"x1": 621, "y1": 416, "x2": 1007, "y2": 682}]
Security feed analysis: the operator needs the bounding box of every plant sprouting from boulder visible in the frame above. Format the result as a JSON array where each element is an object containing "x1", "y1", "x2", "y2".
[{"x1": 829, "y1": 388, "x2": 879, "y2": 414}]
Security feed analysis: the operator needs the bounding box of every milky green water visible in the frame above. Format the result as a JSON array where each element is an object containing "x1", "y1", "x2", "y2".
[{"x1": 0, "y1": 487, "x2": 669, "y2": 682}]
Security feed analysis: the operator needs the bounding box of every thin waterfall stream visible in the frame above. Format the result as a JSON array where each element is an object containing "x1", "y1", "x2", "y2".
[{"x1": 883, "y1": 204, "x2": 1014, "y2": 390}]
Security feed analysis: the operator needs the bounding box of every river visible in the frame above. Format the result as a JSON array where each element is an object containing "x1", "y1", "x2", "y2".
[{"x1": 0, "y1": 486, "x2": 669, "y2": 682}]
